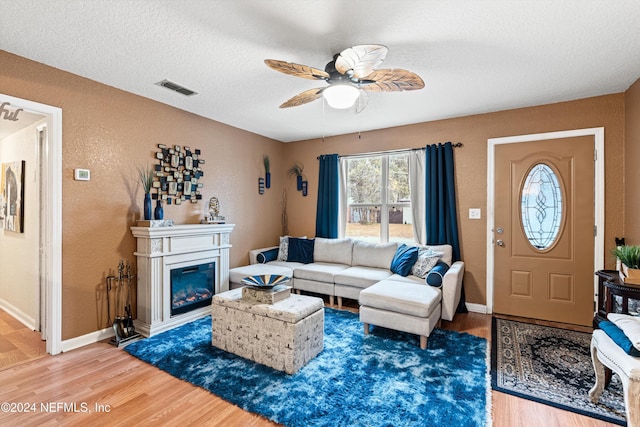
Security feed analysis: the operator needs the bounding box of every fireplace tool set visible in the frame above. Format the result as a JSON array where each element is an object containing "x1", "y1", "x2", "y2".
[{"x1": 106, "y1": 259, "x2": 141, "y2": 346}]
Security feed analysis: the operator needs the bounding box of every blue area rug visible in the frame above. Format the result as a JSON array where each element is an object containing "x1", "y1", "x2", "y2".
[{"x1": 125, "y1": 308, "x2": 489, "y2": 427}]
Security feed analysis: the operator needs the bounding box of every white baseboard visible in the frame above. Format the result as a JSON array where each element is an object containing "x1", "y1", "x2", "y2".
[
  {"x1": 465, "y1": 303, "x2": 488, "y2": 314},
  {"x1": 0, "y1": 298, "x2": 37, "y2": 330},
  {"x1": 61, "y1": 326, "x2": 115, "y2": 353}
]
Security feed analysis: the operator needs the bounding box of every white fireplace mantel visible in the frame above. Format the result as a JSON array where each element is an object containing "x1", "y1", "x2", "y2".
[{"x1": 131, "y1": 223, "x2": 235, "y2": 336}]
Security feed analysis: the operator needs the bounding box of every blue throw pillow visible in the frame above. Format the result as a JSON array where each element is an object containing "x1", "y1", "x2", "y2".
[
  {"x1": 426, "y1": 261, "x2": 450, "y2": 287},
  {"x1": 257, "y1": 248, "x2": 279, "y2": 264},
  {"x1": 599, "y1": 320, "x2": 640, "y2": 356},
  {"x1": 287, "y1": 238, "x2": 315, "y2": 264},
  {"x1": 390, "y1": 244, "x2": 419, "y2": 277}
]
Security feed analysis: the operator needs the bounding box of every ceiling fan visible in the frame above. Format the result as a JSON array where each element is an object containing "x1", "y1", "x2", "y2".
[{"x1": 265, "y1": 44, "x2": 424, "y2": 113}]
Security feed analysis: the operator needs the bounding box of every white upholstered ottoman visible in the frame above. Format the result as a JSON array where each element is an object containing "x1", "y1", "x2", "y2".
[
  {"x1": 212, "y1": 288, "x2": 324, "y2": 374},
  {"x1": 589, "y1": 329, "x2": 640, "y2": 427},
  {"x1": 229, "y1": 264, "x2": 293, "y2": 289},
  {"x1": 359, "y1": 280, "x2": 441, "y2": 349}
]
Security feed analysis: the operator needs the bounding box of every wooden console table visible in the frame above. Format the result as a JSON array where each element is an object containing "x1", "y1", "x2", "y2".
[{"x1": 594, "y1": 269, "x2": 640, "y2": 326}]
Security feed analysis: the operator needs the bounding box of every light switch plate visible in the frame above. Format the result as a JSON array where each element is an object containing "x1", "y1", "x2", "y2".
[{"x1": 469, "y1": 208, "x2": 481, "y2": 219}]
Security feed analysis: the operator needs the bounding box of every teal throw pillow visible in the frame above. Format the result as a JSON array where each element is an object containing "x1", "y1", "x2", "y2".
[
  {"x1": 390, "y1": 244, "x2": 419, "y2": 277},
  {"x1": 425, "y1": 261, "x2": 450, "y2": 287},
  {"x1": 287, "y1": 238, "x2": 315, "y2": 264},
  {"x1": 599, "y1": 320, "x2": 640, "y2": 356},
  {"x1": 257, "y1": 248, "x2": 279, "y2": 264}
]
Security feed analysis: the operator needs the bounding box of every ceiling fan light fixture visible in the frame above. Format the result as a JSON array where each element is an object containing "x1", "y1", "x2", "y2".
[{"x1": 322, "y1": 84, "x2": 360, "y2": 109}]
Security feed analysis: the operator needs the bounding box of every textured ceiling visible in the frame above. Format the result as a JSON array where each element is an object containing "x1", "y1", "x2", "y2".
[{"x1": 1, "y1": 0, "x2": 639, "y2": 142}]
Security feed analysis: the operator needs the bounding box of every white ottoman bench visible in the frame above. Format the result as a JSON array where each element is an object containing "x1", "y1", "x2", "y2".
[
  {"x1": 229, "y1": 264, "x2": 293, "y2": 289},
  {"x1": 589, "y1": 329, "x2": 640, "y2": 427},
  {"x1": 359, "y1": 280, "x2": 441, "y2": 349},
  {"x1": 212, "y1": 288, "x2": 324, "y2": 374}
]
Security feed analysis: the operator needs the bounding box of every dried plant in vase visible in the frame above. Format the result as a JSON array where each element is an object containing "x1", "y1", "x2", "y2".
[
  {"x1": 137, "y1": 165, "x2": 154, "y2": 220},
  {"x1": 288, "y1": 162, "x2": 304, "y2": 191}
]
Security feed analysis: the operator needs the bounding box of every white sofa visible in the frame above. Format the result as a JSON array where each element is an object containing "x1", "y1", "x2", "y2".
[{"x1": 242, "y1": 237, "x2": 464, "y2": 323}]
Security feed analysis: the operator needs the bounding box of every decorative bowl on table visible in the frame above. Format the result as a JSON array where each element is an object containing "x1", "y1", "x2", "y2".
[{"x1": 241, "y1": 274, "x2": 290, "y2": 289}]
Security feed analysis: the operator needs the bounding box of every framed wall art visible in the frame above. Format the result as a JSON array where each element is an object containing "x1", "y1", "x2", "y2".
[
  {"x1": 153, "y1": 144, "x2": 204, "y2": 204},
  {"x1": 1, "y1": 160, "x2": 25, "y2": 233}
]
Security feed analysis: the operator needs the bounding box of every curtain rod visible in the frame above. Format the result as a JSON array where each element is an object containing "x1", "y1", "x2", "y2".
[{"x1": 317, "y1": 142, "x2": 463, "y2": 160}]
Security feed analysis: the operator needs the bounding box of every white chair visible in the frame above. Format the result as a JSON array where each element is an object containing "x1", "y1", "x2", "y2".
[{"x1": 589, "y1": 329, "x2": 640, "y2": 427}]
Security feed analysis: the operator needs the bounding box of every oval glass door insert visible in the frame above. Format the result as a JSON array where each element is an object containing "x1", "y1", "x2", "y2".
[{"x1": 521, "y1": 163, "x2": 562, "y2": 250}]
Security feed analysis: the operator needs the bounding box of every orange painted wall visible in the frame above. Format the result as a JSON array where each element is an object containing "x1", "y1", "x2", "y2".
[
  {"x1": 285, "y1": 94, "x2": 625, "y2": 306},
  {"x1": 0, "y1": 50, "x2": 286, "y2": 339},
  {"x1": 624, "y1": 78, "x2": 640, "y2": 244}
]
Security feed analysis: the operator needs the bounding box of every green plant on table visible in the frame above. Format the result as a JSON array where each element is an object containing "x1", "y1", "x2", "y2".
[{"x1": 612, "y1": 245, "x2": 640, "y2": 269}]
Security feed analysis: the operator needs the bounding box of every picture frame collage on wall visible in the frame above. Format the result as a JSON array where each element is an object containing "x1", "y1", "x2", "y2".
[
  {"x1": 153, "y1": 144, "x2": 204, "y2": 205},
  {"x1": 0, "y1": 160, "x2": 25, "y2": 233}
]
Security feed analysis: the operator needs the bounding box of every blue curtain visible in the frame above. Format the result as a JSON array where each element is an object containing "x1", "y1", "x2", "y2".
[
  {"x1": 315, "y1": 154, "x2": 339, "y2": 238},
  {"x1": 425, "y1": 142, "x2": 467, "y2": 312}
]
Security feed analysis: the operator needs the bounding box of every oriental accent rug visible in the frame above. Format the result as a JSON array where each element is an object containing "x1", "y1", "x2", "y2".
[
  {"x1": 491, "y1": 317, "x2": 626, "y2": 425},
  {"x1": 126, "y1": 308, "x2": 490, "y2": 427}
]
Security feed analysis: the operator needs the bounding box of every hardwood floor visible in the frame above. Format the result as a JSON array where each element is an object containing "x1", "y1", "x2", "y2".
[
  {"x1": 0, "y1": 304, "x2": 617, "y2": 426},
  {"x1": 0, "y1": 309, "x2": 47, "y2": 370}
]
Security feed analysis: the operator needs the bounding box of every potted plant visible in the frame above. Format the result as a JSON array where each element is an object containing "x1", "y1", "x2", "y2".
[
  {"x1": 137, "y1": 165, "x2": 154, "y2": 220},
  {"x1": 612, "y1": 245, "x2": 640, "y2": 284},
  {"x1": 263, "y1": 155, "x2": 271, "y2": 189},
  {"x1": 288, "y1": 162, "x2": 304, "y2": 191}
]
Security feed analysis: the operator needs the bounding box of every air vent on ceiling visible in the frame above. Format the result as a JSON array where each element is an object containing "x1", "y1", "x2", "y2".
[{"x1": 155, "y1": 79, "x2": 198, "y2": 96}]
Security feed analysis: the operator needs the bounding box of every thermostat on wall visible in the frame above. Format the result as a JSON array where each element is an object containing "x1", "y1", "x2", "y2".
[{"x1": 74, "y1": 168, "x2": 90, "y2": 181}]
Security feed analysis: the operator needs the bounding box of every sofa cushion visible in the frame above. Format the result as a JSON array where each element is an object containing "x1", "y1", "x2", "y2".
[
  {"x1": 426, "y1": 261, "x2": 450, "y2": 287},
  {"x1": 265, "y1": 260, "x2": 305, "y2": 270},
  {"x1": 314, "y1": 238, "x2": 353, "y2": 265},
  {"x1": 423, "y1": 244, "x2": 453, "y2": 266},
  {"x1": 352, "y1": 241, "x2": 398, "y2": 269},
  {"x1": 229, "y1": 264, "x2": 293, "y2": 284},
  {"x1": 277, "y1": 235, "x2": 306, "y2": 261},
  {"x1": 287, "y1": 238, "x2": 315, "y2": 264},
  {"x1": 390, "y1": 244, "x2": 419, "y2": 276},
  {"x1": 359, "y1": 280, "x2": 441, "y2": 318},
  {"x1": 256, "y1": 248, "x2": 279, "y2": 264},
  {"x1": 334, "y1": 266, "x2": 394, "y2": 289},
  {"x1": 411, "y1": 248, "x2": 443, "y2": 278},
  {"x1": 294, "y1": 262, "x2": 350, "y2": 282}
]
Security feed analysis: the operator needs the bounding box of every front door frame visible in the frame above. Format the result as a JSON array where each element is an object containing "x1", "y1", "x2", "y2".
[
  {"x1": 486, "y1": 127, "x2": 605, "y2": 315},
  {"x1": 1, "y1": 93, "x2": 62, "y2": 355}
]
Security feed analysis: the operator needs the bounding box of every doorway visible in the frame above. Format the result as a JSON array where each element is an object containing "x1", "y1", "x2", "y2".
[
  {"x1": 486, "y1": 128, "x2": 605, "y2": 326},
  {"x1": 0, "y1": 94, "x2": 62, "y2": 355}
]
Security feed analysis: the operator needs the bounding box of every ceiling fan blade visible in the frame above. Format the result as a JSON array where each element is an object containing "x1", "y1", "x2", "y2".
[
  {"x1": 279, "y1": 87, "x2": 325, "y2": 108},
  {"x1": 360, "y1": 69, "x2": 425, "y2": 92},
  {"x1": 355, "y1": 89, "x2": 369, "y2": 114},
  {"x1": 265, "y1": 59, "x2": 329, "y2": 80},
  {"x1": 335, "y1": 44, "x2": 388, "y2": 79}
]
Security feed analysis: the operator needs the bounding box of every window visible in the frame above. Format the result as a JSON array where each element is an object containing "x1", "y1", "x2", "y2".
[
  {"x1": 521, "y1": 162, "x2": 563, "y2": 250},
  {"x1": 343, "y1": 153, "x2": 414, "y2": 244}
]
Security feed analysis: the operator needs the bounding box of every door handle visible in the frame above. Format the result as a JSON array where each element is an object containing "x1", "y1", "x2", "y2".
[{"x1": 496, "y1": 239, "x2": 504, "y2": 247}]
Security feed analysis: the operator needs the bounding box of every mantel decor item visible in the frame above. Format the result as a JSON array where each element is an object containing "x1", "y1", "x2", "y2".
[
  {"x1": 202, "y1": 196, "x2": 225, "y2": 224},
  {"x1": 288, "y1": 162, "x2": 304, "y2": 191},
  {"x1": 154, "y1": 199, "x2": 164, "y2": 220},
  {"x1": 263, "y1": 155, "x2": 271, "y2": 189},
  {"x1": 137, "y1": 165, "x2": 154, "y2": 221}
]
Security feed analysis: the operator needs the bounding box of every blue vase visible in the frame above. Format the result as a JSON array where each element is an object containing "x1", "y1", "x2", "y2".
[
  {"x1": 143, "y1": 193, "x2": 152, "y2": 221},
  {"x1": 297, "y1": 175, "x2": 303, "y2": 191},
  {"x1": 265, "y1": 172, "x2": 271, "y2": 189},
  {"x1": 154, "y1": 199, "x2": 164, "y2": 220}
]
